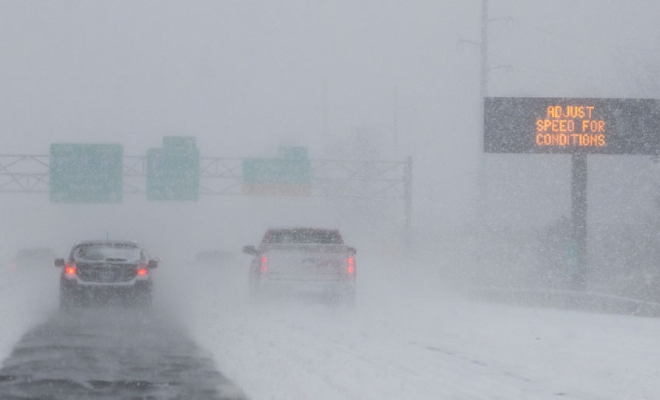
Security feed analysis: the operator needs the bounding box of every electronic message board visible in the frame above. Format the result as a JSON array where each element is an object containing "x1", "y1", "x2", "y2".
[{"x1": 484, "y1": 97, "x2": 660, "y2": 154}]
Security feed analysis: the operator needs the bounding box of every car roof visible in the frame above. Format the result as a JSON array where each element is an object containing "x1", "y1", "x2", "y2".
[
  {"x1": 262, "y1": 228, "x2": 344, "y2": 244},
  {"x1": 266, "y1": 227, "x2": 340, "y2": 233}
]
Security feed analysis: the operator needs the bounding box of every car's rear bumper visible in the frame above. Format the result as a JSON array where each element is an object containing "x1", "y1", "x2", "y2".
[
  {"x1": 62, "y1": 274, "x2": 150, "y2": 286},
  {"x1": 61, "y1": 278, "x2": 151, "y2": 297}
]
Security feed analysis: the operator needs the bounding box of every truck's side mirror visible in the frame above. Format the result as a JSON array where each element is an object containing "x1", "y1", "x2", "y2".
[
  {"x1": 54, "y1": 258, "x2": 65, "y2": 268},
  {"x1": 148, "y1": 259, "x2": 159, "y2": 269},
  {"x1": 243, "y1": 245, "x2": 258, "y2": 255},
  {"x1": 348, "y1": 247, "x2": 357, "y2": 255}
]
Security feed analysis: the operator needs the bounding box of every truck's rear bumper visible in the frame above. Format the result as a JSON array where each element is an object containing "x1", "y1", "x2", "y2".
[{"x1": 258, "y1": 278, "x2": 355, "y2": 295}]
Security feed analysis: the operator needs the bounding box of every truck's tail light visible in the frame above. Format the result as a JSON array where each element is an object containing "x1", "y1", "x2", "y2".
[
  {"x1": 261, "y1": 256, "x2": 268, "y2": 272},
  {"x1": 347, "y1": 257, "x2": 355, "y2": 274},
  {"x1": 64, "y1": 263, "x2": 77, "y2": 276},
  {"x1": 137, "y1": 264, "x2": 148, "y2": 276}
]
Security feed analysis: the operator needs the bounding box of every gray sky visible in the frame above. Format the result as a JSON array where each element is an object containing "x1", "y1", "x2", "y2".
[
  {"x1": 2, "y1": 1, "x2": 660, "y2": 253},
  {"x1": 1, "y1": 1, "x2": 473, "y2": 154}
]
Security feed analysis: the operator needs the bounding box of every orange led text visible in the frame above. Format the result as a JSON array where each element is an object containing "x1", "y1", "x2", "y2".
[{"x1": 535, "y1": 105, "x2": 606, "y2": 147}]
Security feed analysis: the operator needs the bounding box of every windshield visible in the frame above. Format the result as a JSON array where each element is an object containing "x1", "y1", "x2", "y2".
[
  {"x1": 73, "y1": 244, "x2": 142, "y2": 263},
  {"x1": 265, "y1": 230, "x2": 343, "y2": 244}
]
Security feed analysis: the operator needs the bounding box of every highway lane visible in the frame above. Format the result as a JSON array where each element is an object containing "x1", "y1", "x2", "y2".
[{"x1": 0, "y1": 308, "x2": 245, "y2": 400}]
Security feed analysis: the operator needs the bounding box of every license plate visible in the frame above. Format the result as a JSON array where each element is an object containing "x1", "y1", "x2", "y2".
[{"x1": 98, "y1": 270, "x2": 115, "y2": 281}]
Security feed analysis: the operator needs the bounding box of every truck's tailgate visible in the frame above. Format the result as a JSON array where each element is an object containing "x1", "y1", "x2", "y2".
[{"x1": 262, "y1": 245, "x2": 350, "y2": 281}]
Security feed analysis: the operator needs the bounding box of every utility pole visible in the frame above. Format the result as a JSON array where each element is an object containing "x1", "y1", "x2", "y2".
[
  {"x1": 458, "y1": 2, "x2": 514, "y2": 225},
  {"x1": 477, "y1": 0, "x2": 488, "y2": 224},
  {"x1": 475, "y1": 1, "x2": 513, "y2": 224},
  {"x1": 480, "y1": 0, "x2": 488, "y2": 114},
  {"x1": 570, "y1": 153, "x2": 588, "y2": 290}
]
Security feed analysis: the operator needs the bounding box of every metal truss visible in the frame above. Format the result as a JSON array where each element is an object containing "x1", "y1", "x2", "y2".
[
  {"x1": 310, "y1": 159, "x2": 409, "y2": 199},
  {"x1": 0, "y1": 155, "x2": 49, "y2": 193},
  {"x1": 0, "y1": 155, "x2": 411, "y2": 200}
]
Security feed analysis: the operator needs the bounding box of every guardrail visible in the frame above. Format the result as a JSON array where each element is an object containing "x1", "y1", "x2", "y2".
[{"x1": 471, "y1": 286, "x2": 660, "y2": 318}]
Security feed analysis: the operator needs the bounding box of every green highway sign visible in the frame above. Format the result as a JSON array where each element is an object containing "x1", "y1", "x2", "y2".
[
  {"x1": 243, "y1": 146, "x2": 311, "y2": 196},
  {"x1": 49, "y1": 143, "x2": 123, "y2": 203},
  {"x1": 146, "y1": 137, "x2": 200, "y2": 201}
]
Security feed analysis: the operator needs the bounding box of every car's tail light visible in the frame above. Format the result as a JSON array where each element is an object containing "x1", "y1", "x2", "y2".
[
  {"x1": 347, "y1": 257, "x2": 355, "y2": 274},
  {"x1": 261, "y1": 256, "x2": 268, "y2": 272},
  {"x1": 64, "y1": 263, "x2": 77, "y2": 276},
  {"x1": 137, "y1": 263, "x2": 148, "y2": 276}
]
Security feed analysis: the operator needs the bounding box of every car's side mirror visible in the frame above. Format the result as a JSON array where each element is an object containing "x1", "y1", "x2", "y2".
[
  {"x1": 348, "y1": 247, "x2": 357, "y2": 255},
  {"x1": 243, "y1": 245, "x2": 258, "y2": 255},
  {"x1": 54, "y1": 258, "x2": 65, "y2": 268},
  {"x1": 148, "y1": 259, "x2": 159, "y2": 269}
]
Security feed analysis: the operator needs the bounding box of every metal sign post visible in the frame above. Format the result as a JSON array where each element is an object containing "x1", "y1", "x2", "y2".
[{"x1": 570, "y1": 153, "x2": 588, "y2": 290}]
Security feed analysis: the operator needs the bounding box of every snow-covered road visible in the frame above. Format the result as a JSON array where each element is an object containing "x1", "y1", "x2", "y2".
[
  {"x1": 174, "y1": 269, "x2": 660, "y2": 400},
  {"x1": 0, "y1": 269, "x2": 59, "y2": 362},
  {"x1": 1, "y1": 264, "x2": 659, "y2": 399}
]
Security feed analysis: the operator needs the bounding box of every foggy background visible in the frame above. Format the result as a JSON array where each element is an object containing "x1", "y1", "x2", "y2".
[{"x1": 2, "y1": 0, "x2": 660, "y2": 298}]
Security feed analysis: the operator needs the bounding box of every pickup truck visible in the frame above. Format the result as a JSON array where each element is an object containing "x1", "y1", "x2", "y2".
[{"x1": 243, "y1": 228, "x2": 356, "y2": 303}]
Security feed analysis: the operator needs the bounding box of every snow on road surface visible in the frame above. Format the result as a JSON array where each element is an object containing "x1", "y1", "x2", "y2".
[
  {"x1": 172, "y1": 268, "x2": 660, "y2": 400},
  {"x1": 0, "y1": 266, "x2": 247, "y2": 399},
  {"x1": 0, "y1": 268, "x2": 59, "y2": 362},
  {"x1": 1, "y1": 262, "x2": 658, "y2": 400}
]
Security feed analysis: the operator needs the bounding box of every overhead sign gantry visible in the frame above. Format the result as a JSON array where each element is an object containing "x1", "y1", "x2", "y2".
[{"x1": 0, "y1": 143, "x2": 413, "y2": 254}]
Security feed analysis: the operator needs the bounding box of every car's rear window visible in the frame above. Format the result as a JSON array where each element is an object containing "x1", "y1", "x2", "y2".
[
  {"x1": 73, "y1": 244, "x2": 142, "y2": 263},
  {"x1": 264, "y1": 230, "x2": 343, "y2": 244}
]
